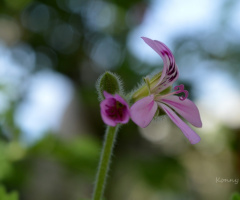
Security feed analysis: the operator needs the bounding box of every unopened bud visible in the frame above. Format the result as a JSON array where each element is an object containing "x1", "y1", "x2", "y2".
[{"x1": 96, "y1": 71, "x2": 123, "y2": 101}]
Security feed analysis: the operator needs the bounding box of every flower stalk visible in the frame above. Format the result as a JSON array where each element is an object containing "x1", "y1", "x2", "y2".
[{"x1": 92, "y1": 125, "x2": 119, "y2": 200}]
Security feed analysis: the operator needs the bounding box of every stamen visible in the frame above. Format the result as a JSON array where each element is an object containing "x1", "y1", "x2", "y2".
[
  {"x1": 144, "y1": 77, "x2": 151, "y2": 95},
  {"x1": 174, "y1": 84, "x2": 188, "y2": 101}
]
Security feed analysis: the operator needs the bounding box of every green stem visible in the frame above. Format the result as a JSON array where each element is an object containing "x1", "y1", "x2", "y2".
[{"x1": 92, "y1": 125, "x2": 119, "y2": 200}]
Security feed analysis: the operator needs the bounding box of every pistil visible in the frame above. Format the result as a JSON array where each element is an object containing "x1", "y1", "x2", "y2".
[{"x1": 155, "y1": 84, "x2": 189, "y2": 101}]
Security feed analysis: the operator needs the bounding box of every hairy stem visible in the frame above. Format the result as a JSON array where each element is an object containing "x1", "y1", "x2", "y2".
[{"x1": 92, "y1": 125, "x2": 119, "y2": 200}]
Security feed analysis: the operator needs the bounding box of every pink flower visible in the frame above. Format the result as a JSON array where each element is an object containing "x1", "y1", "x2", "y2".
[
  {"x1": 100, "y1": 91, "x2": 130, "y2": 127},
  {"x1": 130, "y1": 37, "x2": 202, "y2": 144}
]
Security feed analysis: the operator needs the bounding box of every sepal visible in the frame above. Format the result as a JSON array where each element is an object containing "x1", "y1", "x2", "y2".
[{"x1": 96, "y1": 71, "x2": 123, "y2": 101}]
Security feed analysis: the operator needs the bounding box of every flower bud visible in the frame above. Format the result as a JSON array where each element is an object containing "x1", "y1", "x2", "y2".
[{"x1": 96, "y1": 71, "x2": 123, "y2": 101}]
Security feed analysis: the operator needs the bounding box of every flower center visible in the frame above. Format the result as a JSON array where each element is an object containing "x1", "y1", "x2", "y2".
[{"x1": 106, "y1": 100, "x2": 126, "y2": 120}]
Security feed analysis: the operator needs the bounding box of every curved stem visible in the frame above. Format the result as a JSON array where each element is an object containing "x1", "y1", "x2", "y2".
[{"x1": 92, "y1": 125, "x2": 119, "y2": 200}]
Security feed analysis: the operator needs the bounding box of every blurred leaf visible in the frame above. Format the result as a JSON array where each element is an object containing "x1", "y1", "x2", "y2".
[
  {"x1": 4, "y1": 0, "x2": 32, "y2": 10},
  {"x1": 136, "y1": 157, "x2": 186, "y2": 191},
  {"x1": 30, "y1": 134, "x2": 100, "y2": 175},
  {"x1": 0, "y1": 142, "x2": 13, "y2": 181},
  {"x1": 6, "y1": 141, "x2": 26, "y2": 162},
  {"x1": 0, "y1": 141, "x2": 27, "y2": 189},
  {"x1": 2, "y1": 104, "x2": 22, "y2": 140},
  {"x1": 231, "y1": 192, "x2": 240, "y2": 200},
  {"x1": 0, "y1": 185, "x2": 18, "y2": 200}
]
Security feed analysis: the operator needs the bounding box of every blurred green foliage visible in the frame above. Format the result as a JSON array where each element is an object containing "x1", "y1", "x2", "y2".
[
  {"x1": 0, "y1": 185, "x2": 18, "y2": 200},
  {"x1": 1, "y1": 134, "x2": 101, "y2": 200},
  {"x1": 231, "y1": 192, "x2": 240, "y2": 200},
  {"x1": 136, "y1": 157, "x2": 185, "y2": 190},
  {"x1": 30, "y1": 134, "x2": 100, "y2": 175}
]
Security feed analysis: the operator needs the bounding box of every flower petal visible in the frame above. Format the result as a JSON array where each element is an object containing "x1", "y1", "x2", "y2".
[
  {"x1": 159, "y1": 103, "x2": 201, "y2": 144},
  {"x1": 100, "y1": 98, "x2": 118, "y2": 127},
  {"x1": 114, "y1": 94, "x2": 128, "y2": 107},
  {"x1": 103, "y1": 91, "x2": 113, "y2": 99},
  {"x1": 130, "y1": 95, "x2": 158, "y2": 128},
  {"x1": 141, "y1": 37, "x2": 179, "y2": 92},
  {"x1": 160, "y1": 95, "x2": 202, "y2": 127}
]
